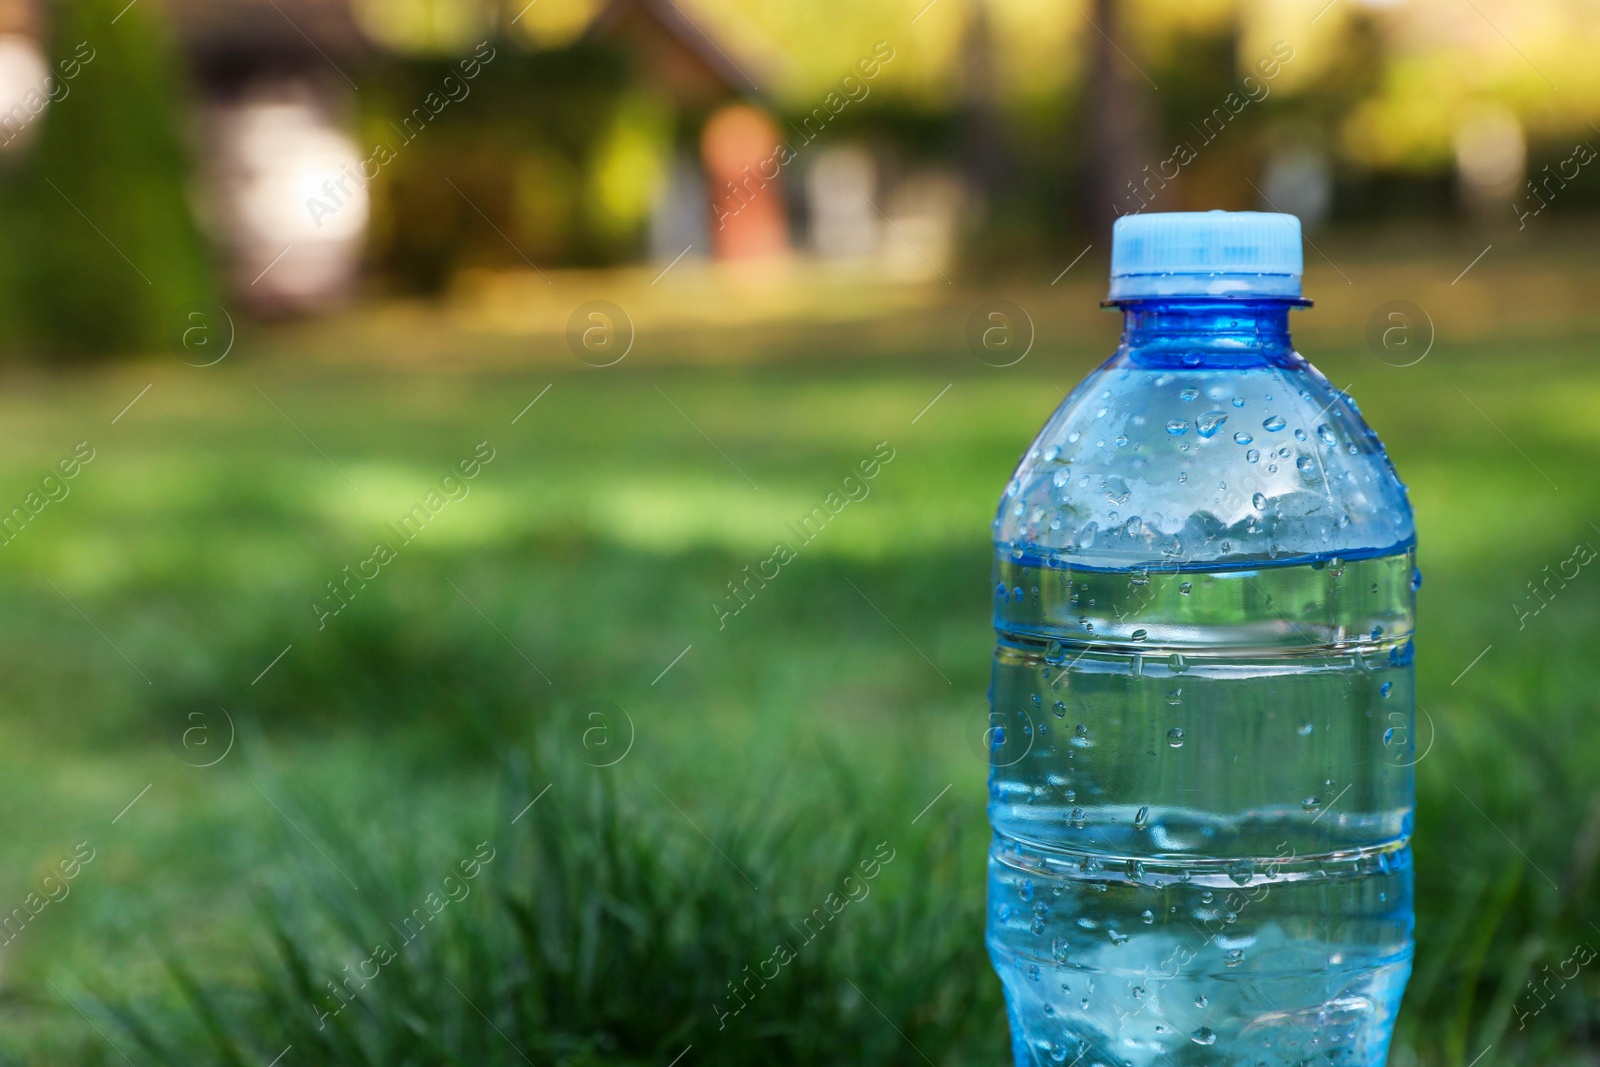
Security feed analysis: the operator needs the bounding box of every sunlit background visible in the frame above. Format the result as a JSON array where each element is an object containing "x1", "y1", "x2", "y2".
[
  {"x1": 0, "y1": 0, "x2": 1593, "y2": 335},
  {"x1": 0, "y1": 0, "x2": 1596, "y2": 1064}
]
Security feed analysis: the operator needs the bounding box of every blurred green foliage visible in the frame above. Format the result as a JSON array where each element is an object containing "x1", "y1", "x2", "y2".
[
  {"x1": 0, "y1": 0, "x2": 212, "y2": 359},
  {"x1": 364, "y1": 43, "x2": 653, "y2": 285}
]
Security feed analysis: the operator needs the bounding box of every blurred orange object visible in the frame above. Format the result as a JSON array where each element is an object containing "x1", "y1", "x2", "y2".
[{"x1": 700, "y1": 103, "x2": 789, "y2": 261}]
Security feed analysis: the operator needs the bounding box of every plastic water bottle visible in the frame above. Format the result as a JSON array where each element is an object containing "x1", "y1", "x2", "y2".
[{"x1": 986, "y1": 211, "x2": 1415, "y2": 1065}]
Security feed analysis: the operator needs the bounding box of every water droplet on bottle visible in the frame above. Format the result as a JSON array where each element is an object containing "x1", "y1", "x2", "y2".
[
  {"x1": 1228, "y1": 859, "x2": 1254, "y2": 886},
  {"x1": 1052, "y1": 936, "x2": 1070, "y2": 963},
  {"x1": 1303, "y1": 795, "x2": 1321, "y2": 812},
  {"x1": 1134, "y1": 805, "x2": 1149, "y2": 828},
  {"x1": 1252, "y1": 492, "x2": 1266, "y2": 510},
  {"x1": 1131, "y1": 628, "x2": 1148, "y2": 642},
  {"x1": 1225, "y1": 949, "x2": 1244, "y2": 967},
  {"x1": 1195, "y1": 410, "x2": 1227, "y2": 438},
  {"x1": 1297, "y1": 722, "x2": 1313, "y2": 736},
  {"x1": 1317, "y1": 423, "x2": 1337, "y2": 447},
  {"x1": 1246, "y1": 448, "x2": 1260, "y2": 463},
  {"x1": 1296, "y1": 454, "x2": 1315, "y2": 472},
  {"x1": 1141, "y1": 909, "x2": 1155, "y2": 924},
  {"x1": 1168, "y1": 652, "x2": 1188, "y2": 673},
  {"x1": 1165, "y1": 419, "x2": 1188, "y2": 435},
  {"x1": 1233, "y1": 431, "x2": 1253, "y2": 445},
  {"x1": 1195, "y1": 994, "x2": 1209, "y2": 1008},
  {"x1": 1262, "y1": 414, "x2": 1286, "y2": 432},
  {"x1": 1191, "y1": 1027, "x2": 1217, "y2": 1046},
  {"x1": 1114, "y1": 434, "x2": 1129, "y2": 447},
  {"x1": 1070, "y1": 807, "x2": 1085, "y2": 828},
  {"x1": 1231, "y1": 396, "x2": 1244, "y2": 408},
  {"x1": 1166, "y1": 727, "x2": 1185, "y2": 747},
  {"x1": 1179, "y1": 386, "x2": 1199, "y2": 402},
  {"x1": 1200, "y1": 891, "x2": 1213, "y2": 903},
  {"x1": 1179, "y1": 581, "x2": 1192, "y2": 595},
  {"x1": 1053, "y1": 700, "x2": 1067, "y2": 717}
]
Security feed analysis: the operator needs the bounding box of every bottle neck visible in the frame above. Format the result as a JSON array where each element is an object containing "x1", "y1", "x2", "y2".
[{"x1": 1117, "y1": 299, "x2": 1297, "y2": 367}]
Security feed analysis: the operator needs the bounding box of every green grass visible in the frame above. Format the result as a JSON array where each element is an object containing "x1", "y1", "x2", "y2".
[{"x1": 0, "y1": 288, "x2": 1596, "y2": 1064}]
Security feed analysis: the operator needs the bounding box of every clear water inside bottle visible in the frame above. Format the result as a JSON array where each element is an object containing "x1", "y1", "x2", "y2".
[{"x1": 986, "y1": 549, "x2": 1415, "y2": 1065}]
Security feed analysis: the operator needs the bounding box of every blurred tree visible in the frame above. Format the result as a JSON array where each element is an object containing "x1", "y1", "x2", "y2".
[
  {"x1": 0, "y1": 0, "x2": 212, "y2": 359},
  {"x1": 961, "y1": 0, "x2": 1010, "y2": 211},
  {"x1": 588, "y1": 91, "x2": 672, "y2": 243},
  {"x1": 365, "y1": 43, "x2": 637, "y2": 285},
  {"x1": 1084, "y1": 0, "x2": 1154, "y2": 233}
]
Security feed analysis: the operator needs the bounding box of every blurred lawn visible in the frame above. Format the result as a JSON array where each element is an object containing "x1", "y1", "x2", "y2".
[{"x1": 0, "y1": 249, "x2": 1597, "y2": 1063}]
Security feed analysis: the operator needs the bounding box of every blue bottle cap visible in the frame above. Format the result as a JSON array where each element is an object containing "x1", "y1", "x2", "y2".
[{"x1": 1108, "y1": 210, "x2": 1303, "y2": 301}]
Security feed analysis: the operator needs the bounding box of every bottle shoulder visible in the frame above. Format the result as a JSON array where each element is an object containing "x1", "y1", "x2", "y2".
[{"x1": 994, "y1": 349, "x2": 1415, "y2": 569}]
